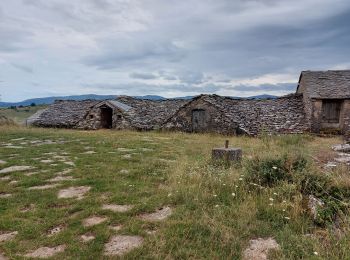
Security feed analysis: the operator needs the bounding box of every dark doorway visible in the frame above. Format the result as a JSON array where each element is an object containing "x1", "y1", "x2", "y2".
[
  {"x1": 322, "y1": 100, "x2": 342, "y2": 123},
  {"x1": 192, "y1": 109, "x2": 206, "y2": 132},
  {"x1": 100, "y1": 106, "x2": 113, "y2": 129}
]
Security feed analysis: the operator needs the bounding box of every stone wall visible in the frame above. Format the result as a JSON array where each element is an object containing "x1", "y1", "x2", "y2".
[
  {"x1": 343, "y1": 100, "x2": 350, "y2": 140},
  {"x1": 163, "y1": 98, "x2": 238, "y2": 135},
  {"x1": 297, "y1": 76, "x2": 313, "y2": 130},
  {"x1": 163, "y1": 94, "x2": 308, "y2": 136},
  {"x1": 77, "y1": 106, "x2": 131, "y2": 130}
]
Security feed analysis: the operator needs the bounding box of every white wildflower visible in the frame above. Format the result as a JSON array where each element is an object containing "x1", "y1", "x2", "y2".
[
  {"x1": 269, "y1": 198, "x2": 274, "y2": 201},
  {"x1": 232, "y1": 193, "x2": 236, "y2": 197},
  {"x1": 272, "y1": 166, "x2": 278, "y2": 170},
  {"x1": 314, "y1": 251, "x2": 318, "y2": 255},
  {"x1": 284, "y1": 217, "x2": 290, "y2": 220}
]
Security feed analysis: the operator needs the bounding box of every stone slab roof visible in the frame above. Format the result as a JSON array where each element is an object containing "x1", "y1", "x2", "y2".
[
  {"x1": 175, "y1": 94, "x2": 308, "y2": 136},
  {"x1": 116, "y1": 96, "x2": 189, "y2": 130},
  {"x1": 298, "y1": 70, "x2": 350, "y2": 99},
  {"x1": 32, "y1": 100, "x2": 100, "y2": 128},
  {"x1": 97, "y1": 100, "x2": 133, "y2": 111}
]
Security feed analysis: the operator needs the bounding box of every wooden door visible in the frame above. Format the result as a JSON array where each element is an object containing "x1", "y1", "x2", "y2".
[
  {"x1": 322, "y1": 100, "x2": 342, "y2": 123},
  {"x1": 192, "y1": 109, "x2": 206, "y2": 132}
]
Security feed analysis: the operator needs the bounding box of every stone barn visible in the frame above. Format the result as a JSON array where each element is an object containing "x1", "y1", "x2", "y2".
[
  {"x1": 163, "y1": 94, "x2": 308, "y2": 136},
  {"x1": 297, "y1": 70, "x2": 350, "y2": 135}
]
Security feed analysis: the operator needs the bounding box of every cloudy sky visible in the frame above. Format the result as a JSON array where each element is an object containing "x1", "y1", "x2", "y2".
[{"x1": 0, "y1": 0, "x2": 350, "y2": 101}]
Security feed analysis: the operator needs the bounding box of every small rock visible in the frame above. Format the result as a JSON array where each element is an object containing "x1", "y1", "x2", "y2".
[
  {"x1": 81, "y1": 233, "x2": 95, "y2": 242},
  {"x1": 48, "y1": 176, "x2": 75, "y2": 182},
  {"x1": 139, "y1": 206, "x2": 172, "y2": 221},
  {"x1": 58, "y1": 186, "x2": 90, "y2": 200},
  {"x1": 0, "y1": 160, "x2": 6, "y2": 165},
  {"x1": 0, "y1": 166, "x2": 34, "y2": 174},
  {"x1": 308, "y1": 195, "x2": 324, "y2": 221},
  {"x1": 24, "y1": 245, "x2": 66, "y2": 258},
  {"x1": 47, "y1": 225, "x2": 64, "y2": 237},
  {"x1": 64, "y1": 161, "x2": 75, "y2": 166},
  {"x1": 243, "y1": 237, "x2": 280, "y2": 260},
  {"x1": 109, "y1": 225, "x2": 123, "y2": 232},
  {"x1": 0, "y1": 231, "x2": 18, "y2": 242},
  {"x1": 83, "y1": 151, "x2": 96, "y2": 154},
  {"x1": 0, "y1": 193, "x2": 12, "y2": 198},
  {"x1": 83, "y1": 216, "x2": 108, "y2": 227},
  {"x1": 102, "y1": 204, "x2": 134, "y2": 213},
  {"x1": 104, "y1": 235, "x2": 143, "y2": 256},
  {"x1": 28, "y1": 184, "x2": 60, "y2": 190},
  {"x1": 120, "y1": 169, "x2": 129, "y2": 174},
  {"x1": 40, "y1": 159, "x2": 54, "y2": 164}
]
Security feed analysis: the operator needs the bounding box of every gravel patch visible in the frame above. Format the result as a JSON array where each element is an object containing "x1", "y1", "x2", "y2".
[
  {"x1": 0, "y1": 166, "x2": 34, "y2": 174},
  {"x1": 104, "y1": 235, "x2": 143, "y2": 256},
  {"x1": 58, "y1": 186, "x2": 91, "y2": 200},
  {"x1": 24, "y1": 245, "x2": 66, "y2": 258},
  {"x1": 102, "y1": 204, "x2": 134, "y2": 213},
  {"x1": 83, "y1": 216, "x2": 108, "y2": 227},
  {"x1": 140, "y1": 206, "x2": 172, "y2": 221},
  {"x1": 243, "y1": 237, "x2": 280, "y2": 260},
  {"x1": 0, "y1": 231, "x2": 18, "y2": 242}
]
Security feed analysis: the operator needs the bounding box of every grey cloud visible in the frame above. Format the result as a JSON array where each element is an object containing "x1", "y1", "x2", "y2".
[
  {"x1": 130, "y1": 72, "x2": 158, "y2": 80},
  {"x1": 11, "y1": 63, "x2": 34, "y2": 73},
  {"x1": 232, "y1": 83, "x2": 296, "y2": 92},
  {"x1": 178, "y1": 71, "x2": 205, "y2": 85}
]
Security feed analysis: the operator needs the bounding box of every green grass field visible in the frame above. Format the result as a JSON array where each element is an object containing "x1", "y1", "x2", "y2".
[
  {"x1": 0, "y1": 126, "x2": 349, "y2": 259},
  {"x1": 0, "y1": 105, "x2": 47, "y2": 125}
]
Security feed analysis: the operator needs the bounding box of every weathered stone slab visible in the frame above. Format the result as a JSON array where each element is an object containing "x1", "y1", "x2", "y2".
[{"x1": 212, "y1": 147, "x2": 242, "y2": 162}]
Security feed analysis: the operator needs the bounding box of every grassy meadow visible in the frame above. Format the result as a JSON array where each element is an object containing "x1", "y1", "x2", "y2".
[{"x1": 0, "y1": 126, "x2": 349, "y2": 259}]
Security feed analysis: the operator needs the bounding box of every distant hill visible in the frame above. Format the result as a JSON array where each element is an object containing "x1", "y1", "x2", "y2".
[{"x1": 0, "y1": 94, "x2": 278, "y2": 107}]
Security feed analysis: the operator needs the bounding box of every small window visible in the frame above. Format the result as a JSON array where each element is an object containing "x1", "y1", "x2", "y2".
[
  {"x1": 322, "y1": 100, "x2": 342, "y2": 123},
  {"x1": 89, "y1": 115, "x2": 94, "y2": 119}
]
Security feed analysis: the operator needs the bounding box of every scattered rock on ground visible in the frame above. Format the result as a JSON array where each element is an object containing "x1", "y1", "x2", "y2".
[
  {"x1": 332, "y1": 144, "x2": 350, "y2": 153},
  {"x1": 140, "y1": 206, "x2": 172, "y2": 221},
  {"x1": 0, "y1": 166, "x2": 34, "y2": 174},
  {"x1": 102, "y1": 204, "x2": 134, "y2": 213},
  {"x1": 0, "y1": 231, "x2": 18, "y2": 242},
  {"x1": 24, "y1": 245, "x2": 66, "y2": 258},
  {"x1": 56, "y1": 169, "x2": 73, "y2": 176},
  {"x1": 28, "y1": 184, "x2": 60, "y2": 190},
  {"x1": 120, "y1": 169, "x2": 129, "y2": 174},
  {"x1": 83, "y1": 216, "x2": 108, "y2": 227},
  {"x1": 0, "y1": 160, "x2": 6, "y2": 165},
  {"x1": 80, "y1": 233, "x2": 95, "y2": 242},
  {"x1": 83, "y1": 151, "x2": 96, "y2": 154},
  {"x1": 243, "y1": 237, "x2": 280, "y2": 260},
  {"x1": 308, "y1": 195, "x2": 324, "y2": 221},
  {"x1": 104, "y1": 235, "x2": 143, "y2": 256},
  {"x1": 0, "y1": 176, "x2": 11, "y2": 181},
  {"x1": 58, "y1": 186, "x2": 90, "y2": 200},
  {"x1": 64, "y1": 162, "x2": 75, "y2": 166}
]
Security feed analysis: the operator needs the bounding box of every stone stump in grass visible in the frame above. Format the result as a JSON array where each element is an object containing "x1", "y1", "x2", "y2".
[{"x1": 212, "y1": 140, "x2": 242, "y2": 164}]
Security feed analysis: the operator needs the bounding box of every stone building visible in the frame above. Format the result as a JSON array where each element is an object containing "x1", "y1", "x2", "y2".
[
  {"x1": 297, "y1": 70, "x2": 350, "y2": 135},
  {"x1": 29, "y1": 69, "x2": 350, "y2": 138},
  {"x1": 163, "y1": 94, "x2": 308, "y2": 136}
]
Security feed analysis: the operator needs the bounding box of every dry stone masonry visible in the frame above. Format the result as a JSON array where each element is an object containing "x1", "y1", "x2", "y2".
[{"x1": 28, "y1": 70, "x2": 350, "y2": 137}]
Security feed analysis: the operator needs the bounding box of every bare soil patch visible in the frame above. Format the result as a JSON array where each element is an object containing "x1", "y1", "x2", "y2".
[
  {"x1": 243, "y1": 237, "x2": 280, "y2": 260},
  {"x1": 104, "y1": 235, "x2": 143, "y2": 256},
  {"x1": 140, "y1": 206, "x2": 172, "y2": 221},
  {"x1": 0, "y1": 166, "x2": 34, "y2": 174},
  {"x1": 58, "y1": 186, "x2": 90, "y2": 200},
  {"x1": 0, "y1": 231, "x2": 18, "y2": 242},
  {"x1": 102, "y1": 204, "x2": 134, "y2": 213},
  {"x1": 83, "y1": 216, "x2": 108, "y2": 227},
  {"x1": 24, "y1": 245, "x2": 66, "y2": 258}
]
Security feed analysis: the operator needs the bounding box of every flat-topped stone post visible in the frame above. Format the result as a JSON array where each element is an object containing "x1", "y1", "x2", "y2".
[{"x1": 212, "y1": 140, "x2": 242, "y2": 163}]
